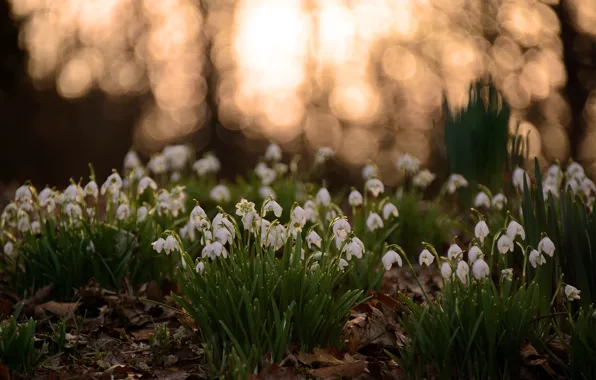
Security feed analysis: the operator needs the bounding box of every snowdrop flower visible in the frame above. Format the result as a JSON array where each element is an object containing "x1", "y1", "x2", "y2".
[
  {"x1": 213, "y1": 213, "x2": 235, "y2": 237},
  {"x1": 137, "y1": 177, "x2": 158, "y2": 194},
  {"x1": 124, "y1": 150, "x2": 141, "y2": 170},
  {"x1": 274, "y1": 163, "x2": 288, "y2": 175},
  {"x1": 366, "y1": 213, "x2": 384, "y2": 231},
  {"x1": 473, "y1": 192, "x2": 490, "y2": 208},
  {"x1": 501, "y1": 268, "x2": 513, "y2": 281},
  {"x1": 259, "y1": 186, "x2": 276, "y2": 199},
  {"x1": 190, "y1": 205, "x2": 208, "y2": 228},
  {"x1": 315, "y1": 147, "x2": 335, "y2": 165},
  {"x1": 324, "y1": 209, "x2": 336, "y2": 223},
  {"x1": 265, "y1": 143, "x2": 282, "y2": 162},
  {"x1": 84, "y1": 181, "x2": 99, "y2": 200},
  {"x1": 315, "y1": 188, "x2": 331, "y2": 206},
  {"x1": 304, "y1": 200, "x2": 318, "y2": 223},
  {"x1": 163, "y1": 145, "x2": 191, "y2": 171},
  {"x1": 17, "y1": 213, "x2": 30, "y2": 232},
  {"x1": 419, "y1": 249, "x2": 434, "y2": 267},
  {"x1": 396, "y1": 153, "x2": 420, "y2": 174},
  {"x1": 543, "y1": 183, "x2": 559, "y2": 199},
  {"x1": 195, "y1": 261, "x2": 205, "y2": 274},
  {"x1": 491, "y1": 193, "x2": 507, "y2": 210},
  {"x1": 512, "y1": 167, "x2": 530, "y2": 192},
  {"x1": 152, "y1": 238, "x2": 165, "y2": 253},
  {"x1": 362, "y1": 164, "x2": 378, "y2": 180},
  {"x1": 263, "y1": 199, "x2": 283, "y2": 218},
  {"x1": 447, "y1": 244, "x2": 463, "y2": 262},
  {"x1": 306, "y1": 231, "x2": 322, "y2": 249},
  {"x1": 472, "y1": 259, "x2": 490, "y2": 280},
  {"x1": 366, "y1": 179, "x2": 385, "y2": 197},
  {"x1": 193, "y1": 154, "x2": 220, "y2": 176},
  {"x1": 136, "y1": 206, "x2": 148, "y2": 223},
  {"x1": 3, "y1": 241, "x2": 14, "y2": 257},
  {"x1": 441, "y1": 262, "x2": 453, "y2": 279},
  {"x1": 163, "y1": 235, "x2": 180, "y2": 255},
  {"x1": 474, "y1": 221, "x2": 489, "y2": 243},
  {"x1": 38, "y1": 187, "x2": 54, "y2": 206},
  {"x1": 147, "y1": 153, "x2": 168, "y2": 175},
  {"x1": 116, "y1": 204, "x2": 131, "y2": 221},
  {"x1": 290, "y1": 206, "x2": 307, "y2": 236},
  {"x1": 19, "y1": 202, "x2": 35, "y2": 213},
  {"x1": 213, "y1": 225, "x2": 233, "y2": 245},
  {"x1": 446, "y1": 174, "x2": 468, "y2": 194},
  {"x1": 1, "y1": 203, "x2": 18, "y2": 227},
  {"x1": 565, "y1": 285, "x2": 581, "y2": 301},
  {"x1": 101, "y1": 173, "x2": 123, "y2": 196},
  {"x1": 581, "y1": 177, "x2": 596, "y2": 197},
  {"x1": 15, "y1": 185, "x2": 33, "y2": 202},
  {"x1": 566, "y1": 162, "x2": 584, "y2": 179},
  {"x1": 258, "y1": 166, "x2": 277, "y2": 185},
  {"x1": 456, "y1": 261, "x2": 470, "y2": 284},
  {"x1": 497, "y1": 234, "x2": 514, "y2": 254},
  {"x1": 267, "y1": 224, "x2": 287, "y2": 250},
  {"x1": 64, "y1": 184, "x2": 84, "y2": 203},
  {"x1": 235, "y1": 199, "x2": 255, "y2": 218},
  {"x1": 382, "y1": 203, "x2": 398, "y2": 220},
  {"x1": 506, "y1": 221, "x2": 525, "y2": 241},
  {"x1": 468, "y1": 246, "x2": 484, "y2": 264},
  {"x1": 348, "y1": 190, "x2": 363, "y2": 207},
  {"x1": 202, "y1": 241, "x2": 228, "y2": 260},
  {"x1": 412, "y1": 170, "x2": 436, "y2": 189},
  {"x1": 210, "y1": 185, "x2": 231, "y2": 203},
  {"x1": 529, "y1": 250, "x2": 546, "y2": 268},
  {"x1": 343, "y1": 237, "x2": 365, "y2": 260},
  {"x1": 382, "y1": 250, "x2": 402, "y2": 270},
  {"x1": 338, "y1": 259, "x2": 349, "y2": 271},
  {"x1": 538, "y1": 236, "x2": 555, "y2": 257},
  {"x1": 64, "y1": 203, "x2": 83, "y2": 218},
  {"x1": 547, "y1": 164, "x2": 562, "y2": 180},
  {"x1": 332, "y1": 219, "x2": 351, "y2": 240}
]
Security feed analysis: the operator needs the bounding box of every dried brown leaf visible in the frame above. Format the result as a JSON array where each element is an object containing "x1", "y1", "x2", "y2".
[{"x1": 309, "y1": 361, "x2": 367, "y2": 379}]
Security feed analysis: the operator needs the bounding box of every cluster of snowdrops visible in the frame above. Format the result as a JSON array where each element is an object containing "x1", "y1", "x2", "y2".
[{"x1": 1, "y1": 143, "x2": 596, "y2": 378}]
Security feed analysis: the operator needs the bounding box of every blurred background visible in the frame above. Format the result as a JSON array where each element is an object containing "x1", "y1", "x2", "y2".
[{"x1": 0, "y1": 0, "x2": 595, "y2": 188}]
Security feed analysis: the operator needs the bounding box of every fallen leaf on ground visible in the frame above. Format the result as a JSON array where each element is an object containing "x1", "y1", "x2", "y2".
[
  {"x1": 345, "y1": 305, "x2": 397, "y2": 353},
  {"x1": 130, "y1": 327, "x2": 155, "y2": 341},
  {"x1": 35, "y1": 301, "x2": 79, "y2": 318},
  {"x1": 297, "y1": 348, "x2": 344, "y2": 366},
  {"x1": 520, "y1": 343, "x2": 554, "y2": 375},
  {"x1": 309, "y1": 361, "x2": 367, "y2": 379}
]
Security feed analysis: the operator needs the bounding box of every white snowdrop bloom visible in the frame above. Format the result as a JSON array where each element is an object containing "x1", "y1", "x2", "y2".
[
  {"x1": 201, "y1": 229, "x2": 213, "y2": 245},
  {"x1": 547, "y1": 164, "x2": 562, "y2": 180},
  {"x1": 348, "y1": 190, "x2": 363, "y2": 207},
  {"x1": 506, "y1": 221, "x2": 526, "y2": 241},
  {"x1": 152, "y1": 238, "x2": 165, "y2": 253},
  {"x1": 332, "y1": 219, "x2": 351, "y2": 240},
  {"x1": 38, "y1": 187, "x2": 53, "y2": 206},
  {"x1": 419, "y1": 249, "x2": 434, "y2": 267},
  {"x1": 170, "y1": 172, "x2": 182, "y2": 182},
  {"x1": 501, "y1": 268, "x2": 513, "y2": 281},
  {"x1": 310, "y1": 251, "x2": 323, "y2": 261},
  {"x1": 156, "y1": 201, "x2": 171, "y2": 217},
  {"x1": 366, "y1": 213, "x2": 384, "y2": 231},
  {"x1": 304, "y1": 200, "x2": 318, "y2": 223},
  {"x1": 1, "y1": 203, "x2": 18, "y2": 227},
  {"x1": 497, "y1": 234, "x2": 514, "y2": 254},
  {"x1": 163, "y1": 235, "x2": 180, "y2": 255},
  {"x1": 472, "y1": 259, "x2": 490, "y2": 280},
  {"x1": 259, "y1": 186, "x2": 276, "y2": 199},
  {"x1": 581, "y1": 177, "x2": 596, "y2": 197},
  {"x1": 147, "y1": 153, "x2": 168, "y2": 175},
  {"x1": 468, "y1": 246, "x2": 484, "y2": 264},
  {"x1": 446, "y1": 174, "x2": 468, "y2": 194},
  {"x1": 212, "y1": 213, "x2": 235, "y2": 241},
  {"x1": 190, "y1": 205, "x2": 208, "y2": 228},
  {"x1": 235, "y1": 199, "x2": 256, "y2": 217},
  {"x1": 456, "y1": 261, "x2": 470, "y2": 284},
  {"x1": 566, "y1": 162, "x2": 584, "y2": 179},
  {"x1": 124, "y1": 150, "x2": 141, "y2": 170},
  {"x1": 343, "y1": 237, "x2": 365, "y2": 260},
  {"x1": 474, "y1": 221, "x2": 490, "y2": 243},
  {"x1": 315, "y1": 147, "x2": 335, "y2": 165},
  {"x1": 382, "y1": 250, "x2": 402, "y2": 271},
  {"x1": 491, "y1": 193, "x2": 507, "y2": 210},
  {"x1": 543, "y1": 183, "x2": 559, "y2": 199},
  {"x1": 196, "y1": 261, "x2": 205, "y2": 274},
  {"x1": 214, "y1": 224, "x2": 233, "y2": 245},
  {"x1": 338, "y1": 258, "x2": 349, "y2": 271},
  {"x1": 290, "y1": 206, "x2": 307, "y2": 236},
  {"x1": 412, "y1": 170, "x2": 436, "y2": 189},
  {"x1": 116, "y1": 204, "x2": 131, "y2": 221},
  {"x1": 84, "y1": 181, "x2": 99, "y2": 200},
  {"x1": 267, "y1": 224, "x2": 287, "y2": 250},
  {"x1": 131, "y1": 167, "x2": 146, "y2": 181},
  {"x1": 315, "y1": 188, "x2": 331, "y2": 206},
  {"x1": 362, "y1": 164, "x2": 378, "y2": 180},
  {"x1": 366, "y1": 179, "x2": 385, "y2": 197},
  {"x1": 64, "y1": 184, "x2": 84, "y2": 203},
  {"x1": 473, "y1": 192, "x2": 490, "y2": 209},
  {"x1": 382, "y1": 203, "x2": 398, "y2": 220},
  {"x1": 512, "y1": 167, "x2": 530, "y2": 192},
  {"x1": 447, "y1": 244, "x2": 463, "y2": 262},
  {"x1": 101, "y1": 173, "x2": 123, "y2": 196},
  {"x1": 538, "y1": 237, "x2": 555, "y2": 257},
  {"x1": 210, "y1": 185, "x2": 231, "y2": 203},
  {"x1": 163, "y1": 145, "x2": 192, "y2": 171},
  {"x1": 565, "y1": 285, "x2": 581, "y2": 301},
  {"x1": 441, "y1": 262, "x2": 453, "y2": 279},
  {"x1": 274, "y1": 163, "x2": 288, "y2": 175},
  {"x1": 396, "y1": 153, "x2": 420, "y2": 174},
  {"x1": 259, "y1": 167, "x2": 277, "y2": 185},
  {"x1": 543, "y1": 173, "x2": 559, "y2": 188},
  {"x1": 259, "y1": 218, "x2": 271, "y2": 243},
  {"x1": 192, "y1": 156, "x2": 219, "y2": 177},
  {"x1": 241, "y1": 211, "x2": 258, "y2": 232},
  {"x1": 325, "y1": 210, "x2": 336, "y2": 224},
  {"x1": 529, "y1": 249, "x2": 546, "y2": 268},
  {"x1": 64, "y1": 202, "x2": 83, "y2": 218},
  {"x1": 18, "y1": 202, "x2": 35, "y2": 214},
  {"x1": 3, "y1": 241, "x2": 15, "y2": 257},
  {"x1": 263, "y1": 199, "x2": 283, "y2": 218},
  {"x1": 306, "y1": 231, "x2": 322, "y2": 249},
  {"x1": 15, "y1": 185, "x2": 33, "y2": 202},
  {"x1": 137, "y1": 177, "x2": 158, "y2": 194},
  {"x1": 136, "y1": 206, "x2": 148, "y2": 223},
  {"x1": 265, "y1": 143, "x2": 282, "y2": 162},
  {"x1": 202, "y1": 241, "x2": 228, "y2": 260}
]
